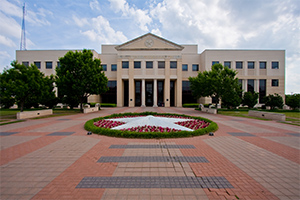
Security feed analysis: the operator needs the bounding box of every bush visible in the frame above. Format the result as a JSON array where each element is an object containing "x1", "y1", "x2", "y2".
[
  {"x1": 264, "y1": 93, "x2": 284, "y2": 110},
  {"x1": 84, "y1": 112, "x2": 218, "y2": 138},
  {"x1": 286, "y1": 94, "x2": 300, "y2": 110},
  {"x1": 182, "y1": 103, "x2": 199, "y2": 108},
  {"x1": 100, "y1": 103, "x2": 117, "y2": 107},
  {"x1": 242, "y1": 92, "x2": 258, "y2": 108},
  {"x1": 89, "y1": 102, "x2": 99, "y2": 107}
]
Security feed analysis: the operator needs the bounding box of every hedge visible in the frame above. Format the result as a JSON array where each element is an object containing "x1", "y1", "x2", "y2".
[
  {"x1": 100, "y1": 103, "x2": 117, "y2": 107},
  {"x1": 182, "y1": 103, "x2": 199, "y2": 108},
  {"x1": 84, "y1": 112, "x2": 218, "y2": 138}
]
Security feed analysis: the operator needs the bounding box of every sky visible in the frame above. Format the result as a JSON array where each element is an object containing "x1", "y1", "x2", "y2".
[{"x1": 0, "y1": 0, "x2": 299, "y2": 94}]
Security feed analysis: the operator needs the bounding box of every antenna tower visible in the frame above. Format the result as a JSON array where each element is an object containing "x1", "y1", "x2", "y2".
[{"x1": 20, "y1": 3, "x2": 26, "y2": 50}]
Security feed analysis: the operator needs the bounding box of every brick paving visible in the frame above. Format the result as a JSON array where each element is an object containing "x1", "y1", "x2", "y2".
[{"x1": 0, "y1": 107, "x2": 299, "y2": 200}]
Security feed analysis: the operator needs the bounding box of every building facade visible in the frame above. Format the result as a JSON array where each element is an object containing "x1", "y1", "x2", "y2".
[{"x1": 16, "y1": 33, "x2": 285, "y2": 107}]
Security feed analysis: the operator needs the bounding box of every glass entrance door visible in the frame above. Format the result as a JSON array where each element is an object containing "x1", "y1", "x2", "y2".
[{"x1": 146, "y1": 81, "x2": 153, "y2": 106}]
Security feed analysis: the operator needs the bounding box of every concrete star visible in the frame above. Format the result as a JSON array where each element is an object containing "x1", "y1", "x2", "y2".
[{"x1": 110, "y1": 115, "x2": 193, "y2": 131}]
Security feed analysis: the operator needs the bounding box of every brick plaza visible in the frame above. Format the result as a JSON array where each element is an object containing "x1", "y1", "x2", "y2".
[{"x1": 0, "y1": 107, "x2": 299, "y2": 199}]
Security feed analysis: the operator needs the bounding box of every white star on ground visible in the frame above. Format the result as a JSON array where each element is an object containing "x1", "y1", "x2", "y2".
[{"x1": 109, "y1": 115, "x2": 194, "y2": 131}]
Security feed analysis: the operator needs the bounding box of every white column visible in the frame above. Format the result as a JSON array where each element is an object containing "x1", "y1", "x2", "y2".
[
  {"x1": 153, "y1": 79, "x2": 158, "y2": 107},
  {"x1": 141, "y1": 79, "x2": 145, "y2": 107}
]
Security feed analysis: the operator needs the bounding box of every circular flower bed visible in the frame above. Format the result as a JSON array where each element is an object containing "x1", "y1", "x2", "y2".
[{"x1": 85, "y1": 112, "x2": 218, "y2": 138}]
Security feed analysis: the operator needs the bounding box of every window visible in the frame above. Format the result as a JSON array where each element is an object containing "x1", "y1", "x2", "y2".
[
  {"x1": 248, "y1": 61, "x2": 255, "y2": 69},
  {"x1": 22, "y1": 61, "x2": 29, "y2": 67},
  {"x1": 272, "y1": 61, "x2": 279, "y2": 69},
  {"x1": 272, "y1": 79, "x2": 279, "y2": 87},
  {"x1": 102, "y1": 64, "x2": 107, "y2": 71},
  {"x1": 122, "y1": 61, "x2": 129, "y2": 69},
  {"x1": 182, "y1": 64, "x2": 188, "y2": 71},
  {"x1": 224, "y1": 61, "x2": 231, "y2": 68},
  {"x1": 146, "y1": 61, "x2": 153, "y2": 69},
  {"x1": 57, "y1": 61, "x2": 60, "y2": 68},
  {"x1": 170, "y1": 61, "x2": 177, "y2": 69},
  {"x1": 247, "y1": 79, "x2": 254, "y2": 93},
  {"x1": 182, "y1": 81, "x2": 196, "y2": 104},
  {"x1": 111, "y1": 64, "x2": 117, "y2": 71},
  {"x1": 236, "y1": 61, "x2": 243, "y2": 69},
  {"x1": 259, "y1": 61, "x2": 266, "y2": 69},
  {"x1": 46, "y1": 61, "x2": 52, "y2": 69},
  {"x1": 101, "y1": 81, "x2": 117, "y2": 104},
  {"x1": 212, "y1": 61, "x2": 219, "y2": 66},
  {"x1": 34, "y1": 61, "x2": 41, "y2": 69},
  {"x1": 134, "y1": 61, "x2": 141, "y2": 69},
  {"x1": 158, "y1": 61, "x2": 165, "y2": 68},
  {"x1": 259, "y1": 79, "x2": 266, "y2": 103},
  {"x1": 192, "y1": 64, "x2": 199, "y2": 71}
]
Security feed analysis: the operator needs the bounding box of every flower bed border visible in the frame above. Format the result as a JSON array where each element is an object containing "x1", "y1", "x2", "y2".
[{"x1": 84, "y1": 112, "x2": 218, "y2": 138}]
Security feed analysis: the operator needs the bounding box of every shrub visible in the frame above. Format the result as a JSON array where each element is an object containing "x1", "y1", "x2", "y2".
[
  {"x1": 286, "y1": 94, "x2": 300, "y2": 110},
  {"x1": 264, "y1": 93, "x2": 284, "y2": 110},
  {"x1": 182, "y1": 103, "x2": 199, "y2": 108},
  {"x1": 101, "y1": 103, "x2": 117, "y2": 107},
  {"x1": 84, "y1": 112, "x2": 218, "y2": 138},
  {"x1": 242, "y1": 92, "x2": 258, "y2": 108}
]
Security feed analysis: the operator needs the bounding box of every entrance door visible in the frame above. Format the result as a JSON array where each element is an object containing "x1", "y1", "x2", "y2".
[
  {"x1": 170, "y1": 80, "x2": 175, "y2": 107},
  {"x1": 157, "y1": 81, "x2": 164, "y2": 106},
  {"x1": 123, "y1": 80, "x2": 129, "y2": 107},
  {"x1": 135, "y1": 81, "x2": 141, "y2": 106},
  {"x1": 146, "y1": 81, "x2": 153, "y2": 106}
]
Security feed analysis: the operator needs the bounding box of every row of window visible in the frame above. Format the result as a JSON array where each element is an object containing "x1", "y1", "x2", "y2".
[
  {"x1": 22, "y1": 61, "x2": 59, "y2": 69},
  {"x1": 212, "y1": 61, "x2": 279, "y2": 69},
  {"x1": 102, "y1": 62, "x2": 199, "y2": 71}
]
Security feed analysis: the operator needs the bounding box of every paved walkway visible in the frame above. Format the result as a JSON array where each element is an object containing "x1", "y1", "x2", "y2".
[{"x1": 0, "y1": 107, "x2": 299, "y2": 200}]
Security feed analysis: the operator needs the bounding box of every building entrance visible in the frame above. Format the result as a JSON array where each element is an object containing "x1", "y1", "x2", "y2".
[{"x1": 146, "y1": 81, "x2": 153, "y2": 106}]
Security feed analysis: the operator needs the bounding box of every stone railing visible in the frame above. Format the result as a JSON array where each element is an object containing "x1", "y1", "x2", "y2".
[
  {"x1": 248, "y1": 110, "x2": 286, "y2": 121},
  {"x1": 83, "y1": 105, "x2": 100, "y2": 114},
  {"x1": 198, "y1": 104, "x2": 217, "y2": 114},
  {"x1": 17, "y1": 109, "x2": 53, "y2": 119}
]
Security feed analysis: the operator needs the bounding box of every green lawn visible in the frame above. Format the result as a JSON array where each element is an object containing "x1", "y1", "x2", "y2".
[
  {"x1": 217, "y1": 109, "x2": 300, "y2": 126},
  {"x1": 0, "y1": 108, "x2": 82, "y2": 125}
]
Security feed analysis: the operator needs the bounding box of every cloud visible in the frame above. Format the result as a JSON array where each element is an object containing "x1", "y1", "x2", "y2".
[
  {"x1": 0, "y1": 35, "x2": 17, "y2": 47},
  {"x1": 0, "y1": 0, "x2": 22, "y2": 18},
  {"x1": 80, "y1": 15, "x2": 127, "y2": 44},
  {"x1": 89, "y1": 0, "x2": 101, "y2": 11},
  {"x1": 72, "y1": 15, "x2": 90, "y2": 27},
  {"x1": 108, "y1": 0, "x2": 152, "y2": 32},
  {"x1": 0, "y1": 51, "x2": 11, "y2": 58}
]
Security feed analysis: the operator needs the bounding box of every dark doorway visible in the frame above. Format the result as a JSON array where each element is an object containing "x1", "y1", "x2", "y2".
[
  {"x1": 135, "y1": 80, "x2": 141, "y2": 106},
  {"x1": 157, "y1": 81, "x2": 164, "y2": 106},
  {"x1": 123, "y1": 80, "x2": 129, "y2": 107},
  {"x1": 170, "y1": 80, "x2": 175, "y2": 106},
  {"x1": 146, "y1": 81, "x2": 153, "y2": 106}
]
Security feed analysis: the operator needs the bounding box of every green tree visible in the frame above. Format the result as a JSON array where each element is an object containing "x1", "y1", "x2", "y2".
[
  {"x1": 189, "y1": 63, "x2": 242, "y2": 107},
  {"x1": 264, "y1": 93, "x2": 284, "y2": 110},
  {"x1": 0, "y1": 61, "x2": 55, "y2": 111},
  {"x1": 56, "y1": 49, "x2": 108, "y2": 111},
  {"x1": 285, "y1": 94, "x2": 300, "y2": 110},
  {"x1": 242, "y1": 91, "x2": 259, "y2": 108}
]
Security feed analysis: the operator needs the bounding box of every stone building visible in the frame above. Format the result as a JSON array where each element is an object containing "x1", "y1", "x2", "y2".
[{"x1": 16, "y1": 33, "x2": 285, "y2": 107}]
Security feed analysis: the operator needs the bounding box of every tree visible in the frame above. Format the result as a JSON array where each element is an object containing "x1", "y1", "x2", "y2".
[
  {"x1": 264, "y1": 93, "x2": 284, "y2": 110},
  {"x1": 56, "y1": 49, "x2": 108, "y2": 111},
  {"x1": 285, "y1": 94, "x2": 300, "y2": 110},
  {"x1": 0, "y1": 61, "x2": 55, "y2": 111},
  {"x1": 242, "y1": 91, "x2": 259, "y2": 108},
  {"x1": 189, "y1": 63, "x2": 242, "y2": 107}
]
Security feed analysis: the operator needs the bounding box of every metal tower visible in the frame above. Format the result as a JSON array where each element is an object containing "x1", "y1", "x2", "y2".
[{"x1": 20, "y1": 3, "x2": 26, "y2": 50}]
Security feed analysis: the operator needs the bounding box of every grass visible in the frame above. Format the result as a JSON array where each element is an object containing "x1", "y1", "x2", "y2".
[
  {"x1": 217, "y1": 109, "x2": 300, "y2": 126},
  {"x1": 0, "y1": 108, "x2": 82, "y2": 125}
]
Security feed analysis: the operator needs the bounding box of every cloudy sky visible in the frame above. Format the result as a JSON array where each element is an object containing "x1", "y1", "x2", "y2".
[{"x1": 0, "y1": 0, "x2": 299, "y2": 94}]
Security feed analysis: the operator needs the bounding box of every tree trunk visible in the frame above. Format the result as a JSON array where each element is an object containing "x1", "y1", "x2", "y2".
[{"x1": 20, "y1": 101, "x2": 24, "y2": 112}]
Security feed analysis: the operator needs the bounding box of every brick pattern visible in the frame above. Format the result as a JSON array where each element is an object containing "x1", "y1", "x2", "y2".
[
  {"x1": 77, "y1": 176, "x2": 233, "y2": 189},
  {"x1": 0, "y1": 107, "x2": 299, "y2": 200},
  {"x1": 97, "y1": 156, "x2": 209, "y2": 163}
]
